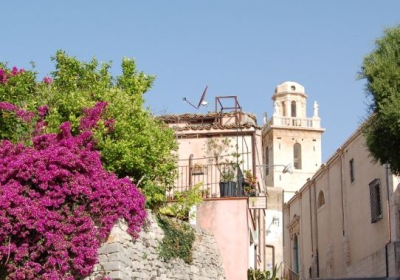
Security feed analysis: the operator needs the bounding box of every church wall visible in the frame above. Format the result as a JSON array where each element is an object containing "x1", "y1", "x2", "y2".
[
  {"x1": 343, "y1": 134, "x2": 390, "y2": 267},
  {"x1": 284, "y1": 130, "x2": 400, "y2": 278},
  {"x1": 265, "y1": 128, "x2": 322, "y2": 202}
]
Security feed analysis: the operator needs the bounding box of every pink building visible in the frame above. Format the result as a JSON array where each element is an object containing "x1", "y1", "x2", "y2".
[{"x1": 159, "y1": 97, "x2": 268, "y2": 280}]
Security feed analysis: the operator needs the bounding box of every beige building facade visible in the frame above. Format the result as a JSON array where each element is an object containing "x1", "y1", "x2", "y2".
[{"x1": 283, "y1": 127, "x2": 400, "y2": 278}]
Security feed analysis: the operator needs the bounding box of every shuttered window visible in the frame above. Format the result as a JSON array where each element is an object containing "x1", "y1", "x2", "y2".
[{"x1": 369, "y1": 179, "x2": 383, "y2": 223}]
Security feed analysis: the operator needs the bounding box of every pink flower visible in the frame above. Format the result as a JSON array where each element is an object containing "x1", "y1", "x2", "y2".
[
  {"x1": 0, "y1": 68, "x2": 8, "y2": 84},
  {"x1": 42, "y1": 76, "x2": 53, "y2": 84},
  {"x1": 0, "y1": 102, "x2": 147, "y2": 279},
  {"x1": 11, "y1": 67, "x2": 24, "y2": 77}
]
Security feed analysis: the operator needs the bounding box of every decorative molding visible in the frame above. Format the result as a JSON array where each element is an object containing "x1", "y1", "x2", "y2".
[{"x1": 287, "y1": 215, "x2": 300, "y2": 239}]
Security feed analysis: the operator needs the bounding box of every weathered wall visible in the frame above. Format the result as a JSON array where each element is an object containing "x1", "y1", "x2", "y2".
[
  {"x1": 196, "y1": 198, "x2": 249, "y2": 280},
  {"x1": 283, "y1": 130, "x2": 400, "y2": 279},
  {"x1": 346, "y1": 241, "x2": 400, "y2": 277},
  {"x1": 87, "y1": 212, "x2": 226, "y2": 280}
]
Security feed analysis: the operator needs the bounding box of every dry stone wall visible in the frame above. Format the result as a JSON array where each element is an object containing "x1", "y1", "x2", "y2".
[{"x1": 86, "y1": 212, "x2": 226, "y2": 280}]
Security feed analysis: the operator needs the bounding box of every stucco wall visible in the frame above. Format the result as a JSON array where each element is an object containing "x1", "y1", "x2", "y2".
[
  {"x1": 87, "y1": 211, "x2": 226, "y2": 280},
  {"x1": 345, "y1": 241, "x2": 400, "y2": 277},
  {"x1": 283, "y1": 130, "x2": 400, "y2": 279},
  {"x1": 196, "y1": 198, "x2": 249, "y2": 280}
]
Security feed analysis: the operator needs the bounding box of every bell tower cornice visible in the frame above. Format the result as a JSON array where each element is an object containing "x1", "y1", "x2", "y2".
[{"x1": 272, "y1": 81, "x2": 307, "y2": 101}]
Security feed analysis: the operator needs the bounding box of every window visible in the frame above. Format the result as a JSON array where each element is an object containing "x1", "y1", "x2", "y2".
[
  {"x1": 369, "y1": 179, "x2": 383, "y2": 223},
  {"x1": 291, "y1": 101, "x2": 297, "y2": 117},
  {"x1": 282, "y1": 102, "x2": 286, "y2": 116},
  {"x1": 349, "y1": 159, "x2": 355, "y2": 183},
  {"x1": 293, "y1": 143, "x2": 302, "y2": 169},
  {"x1": 265, "y1": 147, "x2": 270, "y2": 176},
  {"x1": 318, "y1": 191, "x2": 325, "y2": 208}
]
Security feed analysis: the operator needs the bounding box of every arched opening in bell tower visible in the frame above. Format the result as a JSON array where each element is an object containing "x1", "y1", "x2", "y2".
[{"x1": 291, "y1": 101, "x2": 297, "y2": 117}]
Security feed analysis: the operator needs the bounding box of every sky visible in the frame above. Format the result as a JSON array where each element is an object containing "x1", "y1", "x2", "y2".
[{"x1": 1, "y1": 1, "x2": 399, "y2": 162}]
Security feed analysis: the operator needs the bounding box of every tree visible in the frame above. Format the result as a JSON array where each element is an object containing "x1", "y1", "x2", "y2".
[
  {"x1": 359, "y1": 25, "x2": 400, "y2": 175},
  {"x1": 0, "y1": 51, "x2": 178, "y2": 190}
]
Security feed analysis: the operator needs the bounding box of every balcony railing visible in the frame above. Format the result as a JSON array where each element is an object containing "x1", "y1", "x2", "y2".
[
  {"x1": 167, "y1": 162, "x2": 258, "y2": 199},
  {"x1": 281, "y1": 262, "x2": 299, "y2": 280},
  {"x1": 267, "y1": 116, "x2": 320, "y2": 129}
]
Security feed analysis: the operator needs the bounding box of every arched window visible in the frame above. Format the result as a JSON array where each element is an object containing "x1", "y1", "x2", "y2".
[
  {"x1": 282, "y1": 101, "x2": 286, "y2": 116},
  {"x1": 291, "y1": 101, "x2": 297, "y2": 117},
  {"x1": 293, "y1": 143, "x2": 302, "y2": 169},
  {"x1": 318, "y1": 191, "x2": 325, "y2": 208}
]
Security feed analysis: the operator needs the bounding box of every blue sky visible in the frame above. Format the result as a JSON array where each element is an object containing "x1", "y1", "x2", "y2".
[{"x1": 1, "y1": 1, "x2": 399, "y2": 162}]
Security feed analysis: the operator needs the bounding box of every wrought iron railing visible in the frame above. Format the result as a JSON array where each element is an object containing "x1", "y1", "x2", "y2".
[
  {"x1": 166, "y1": 162, "x2": 256, "y2": 199},
  {"x1": 281, "y1": 262, "x2": 299, "y2": 280}
]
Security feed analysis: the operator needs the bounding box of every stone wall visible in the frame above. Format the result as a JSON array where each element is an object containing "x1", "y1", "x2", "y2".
[
  {"x1": 86, "y1": 212, "x2": 226, "y2": 280},
  {"x1": 345, "y1": 241, "x2": 400, "y2": 278}
]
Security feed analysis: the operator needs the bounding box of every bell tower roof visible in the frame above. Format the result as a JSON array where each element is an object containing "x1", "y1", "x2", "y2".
[{"x1": 273, "y1": 81, "x2": 307, "y2": 100}]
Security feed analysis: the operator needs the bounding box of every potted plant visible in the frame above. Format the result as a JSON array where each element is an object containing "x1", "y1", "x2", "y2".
[
  {"x1": 243, "y1": 170, "x2": 257, "y2": 196},
  {"x1": 200, "y1": 189, "x2": 210, "y2": 198},
  {"x1": 192, "y1": 163, "x2": 204, "y2": 175},
  {"x1": 219, "y1": 162, "x2": 237, "y2": 197},
  {"x1": 204, "y1": 137, "x2": 241, "y2": 197}
]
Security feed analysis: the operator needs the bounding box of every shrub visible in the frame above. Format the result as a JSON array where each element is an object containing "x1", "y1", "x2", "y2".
[{"x1": 0, "y1": 102, "x2": 146, "y2": 280}]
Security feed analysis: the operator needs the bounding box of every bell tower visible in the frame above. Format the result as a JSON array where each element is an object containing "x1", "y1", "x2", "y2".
[{"x1": 262, "y1": 81, "x2": 325, "y2": 201}]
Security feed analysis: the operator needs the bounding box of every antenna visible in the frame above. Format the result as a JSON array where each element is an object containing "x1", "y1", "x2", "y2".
[
  {"x1": 183, "y1": 86, "x2": 209, "y2": 110},
  {"x1": 282, "y1": 163, "x2": 294, "y2": 174}
]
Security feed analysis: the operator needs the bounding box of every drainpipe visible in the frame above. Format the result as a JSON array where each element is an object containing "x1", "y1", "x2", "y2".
[
  {"x1": 266, "y1": 245, "x2": 275, "y2": 269},
  {"x1": 385, "y1": 163, "x2": 391, "y2": 277},
  {"x1": 252, "y1": 131, "x2": 256, "y2": 179},
  {"x1": 313, "y1": 177, "x2": 319, "y2": 277},
  {"x1": 189, "y1": 154, "x2": 193, "y2": 188},
  {"x1": 309, "y1": 180, "x2": 314, "y2": 277},
  {"x1": 340, "y1": 149, "x2": 345, "y2": 236}
]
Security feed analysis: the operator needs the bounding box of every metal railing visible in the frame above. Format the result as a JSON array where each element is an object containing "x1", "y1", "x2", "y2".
[
  {"x1": 166, "y1": 162, "x2": 256, "y2": 199},
  {"x1": 281, "y1": 262, "x2": 299, "y2": 280}
]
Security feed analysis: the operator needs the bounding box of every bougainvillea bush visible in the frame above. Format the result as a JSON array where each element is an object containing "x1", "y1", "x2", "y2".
[
  {"x1": 0, "y1": 102, "x2": 147, "y2": 279},
  {"x1": 0, "y1": 53, "x2": 178, "y2": 207}
]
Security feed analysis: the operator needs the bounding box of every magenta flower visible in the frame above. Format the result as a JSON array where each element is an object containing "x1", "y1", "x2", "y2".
[
  {"x1": 10, "y1": 66, "x2": 24, "y2": 77},
  {"x1": 0, "y1": 68, "x2": 8, "y2": 84},
  {"x1": 0, "y1": 102, "x2": 147, "y2": 279},
  {"x1": 42, "y1": 76, "x2": 53, "y2": 84}
]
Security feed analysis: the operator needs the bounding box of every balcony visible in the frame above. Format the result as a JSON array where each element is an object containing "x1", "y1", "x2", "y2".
[
  {"x1": 266, "y1": 116, "x2": 321, "y2": 129},
  {"x1": 166, "y1": 162, "x2": 259, "y2": 200}
]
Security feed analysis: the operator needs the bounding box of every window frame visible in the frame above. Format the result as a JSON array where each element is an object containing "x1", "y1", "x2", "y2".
[
  {"x1": 317, "y1": 190, "x2": 325, "y2": 209},
  {"x1": 349, "y1": 158, "x2": 355, "y2": 183},
  {"x1": 369, "y1": 178, "x2": 383, "y2": 223},
  {"x1": 293, "y1": 143, "x2": 302, "y2": 170},
  {"x1": 291, "y1": 101, "x2": 297, "y2": 117}
]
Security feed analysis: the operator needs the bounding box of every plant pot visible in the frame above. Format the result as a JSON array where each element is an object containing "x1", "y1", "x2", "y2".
[
  {"x1": 219, "y1": 181, "x2": 237, "y2": 197},
  {"x1": 192, "y1": 167, "x2": 204, "y2": 175}
]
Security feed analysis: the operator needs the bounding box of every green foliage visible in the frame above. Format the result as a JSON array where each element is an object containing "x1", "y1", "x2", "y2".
[
  {"x1": 247, "y1": 266, "x2": 279, "y2": 280},
  {"x1": 159, "y1": 183, "x2": 203, "y2": 220},
  {"x1": 0, "y1": 51, "x2": 178, "y2": 204},
  {"x1": 0, "y1": 64, "x2": 37, "y2": 105},
  {"x1": 0, "y1": 65, "x2": 38, "y2": 144},
  {"x1": 157, "y1": 215, "x2": 195, "y2": 264},
  {"x1": 359, "y1": 25, "x2": 400, "y2": 174},
  {"x1": 142, "y1": 183, "x2": 167, "y2": 210},
  {"x1": 204, "y1": 137, "x2": 241, "y2": 182}
]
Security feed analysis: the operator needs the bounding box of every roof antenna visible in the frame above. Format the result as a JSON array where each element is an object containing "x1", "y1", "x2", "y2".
[{"x1": 183, "y1": 86, "x2": 209, "y2": 111}]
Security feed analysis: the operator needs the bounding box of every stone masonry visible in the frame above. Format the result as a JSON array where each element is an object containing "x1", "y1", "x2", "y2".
[{"x1": 86, "y1": 211, "x2": 226, "y2": 280}]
